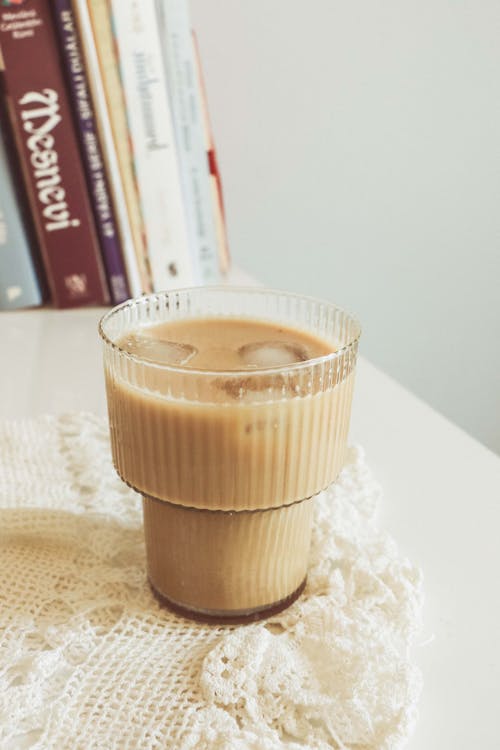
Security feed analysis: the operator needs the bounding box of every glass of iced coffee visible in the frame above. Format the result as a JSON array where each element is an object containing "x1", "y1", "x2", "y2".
[{"x1": 99, "y1": 288, "x2": 360, "y2": 621}]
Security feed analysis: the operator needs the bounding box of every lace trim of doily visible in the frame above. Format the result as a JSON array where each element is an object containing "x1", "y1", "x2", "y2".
[{"x1": 0, "y1": 414, "x2": 423, "y2": 749}]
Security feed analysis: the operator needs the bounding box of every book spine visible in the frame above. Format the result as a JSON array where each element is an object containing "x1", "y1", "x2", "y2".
[
  {"x1": 110, "y1": 0, "x2": 194, "y2": 291},
  {"x1": 155, "y1": 0, "x2": 220, "y2": 284},
  {"x1": 0, "y1": 0, "x2": 109, "y2": 308},
  {"x1": 0, "y1": 123, "x2": 43, "y2": 310},
  {"x1": 81, "y1": 0, "x2": 151, "y2": 296},
  {"x1": 192, "y1": 32, "x2": 230, "y2": 276},
  {"x1": 52, "y1": 0, "x2": 129, "y2": 304}
]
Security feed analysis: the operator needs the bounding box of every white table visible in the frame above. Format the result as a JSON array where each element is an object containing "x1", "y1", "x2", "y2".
[{"x1": 1, "y1": 286, "x2": 499, "y2": 750}]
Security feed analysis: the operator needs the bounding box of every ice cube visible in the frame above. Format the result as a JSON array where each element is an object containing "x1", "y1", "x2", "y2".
[
  {"x1": 122, "y1": 333, "x2": 197, "y2": 365},
  {"x1": 238, "y1": 340, "x2": 309, "y2": 368},
  {"x1": 216, "y1": 374, "x2": 285, "y2": 401}
]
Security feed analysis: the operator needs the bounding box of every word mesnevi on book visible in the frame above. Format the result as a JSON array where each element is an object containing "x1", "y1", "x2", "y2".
[{"x1": 19, "y1": 88, "x2": 81, "y2": 232}]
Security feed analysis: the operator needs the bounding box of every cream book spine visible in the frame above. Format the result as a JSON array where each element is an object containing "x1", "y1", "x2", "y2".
[
  {"x1": 110, "y1": 0, "x2": 194, "y2": 290},
  {"x1": 74, "y1": 0, "x2": 151, "y2": 295}
]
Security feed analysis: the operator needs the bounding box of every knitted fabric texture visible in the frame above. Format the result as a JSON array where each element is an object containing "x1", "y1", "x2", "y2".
[{"x1": 0, "y1": 414, "x2": 423, "y2": 749}]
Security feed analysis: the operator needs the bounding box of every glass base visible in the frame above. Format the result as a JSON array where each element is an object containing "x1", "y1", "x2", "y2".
[{"x1": 149, "y1": 576, "x2": 307, "y2": 625}]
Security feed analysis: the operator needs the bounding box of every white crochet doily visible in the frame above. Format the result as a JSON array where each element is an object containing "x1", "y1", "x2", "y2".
[{"x1": 0, "y1": 414, "x2": 423, "y2": 750}]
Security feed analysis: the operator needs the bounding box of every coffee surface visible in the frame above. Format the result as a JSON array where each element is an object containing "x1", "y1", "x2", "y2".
[{"x1": 118, "y1": 317, "x2": 333, "y2": 371}]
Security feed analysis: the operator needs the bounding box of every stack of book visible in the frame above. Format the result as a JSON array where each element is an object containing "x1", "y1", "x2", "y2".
[{"x1": 0, "y1": 0, "x2": 229, "y2": 310}]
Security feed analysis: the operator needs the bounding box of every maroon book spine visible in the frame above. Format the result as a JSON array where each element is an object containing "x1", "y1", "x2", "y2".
[{"x1": 0, "y1": 0, "x2": 109, "y2": 308}]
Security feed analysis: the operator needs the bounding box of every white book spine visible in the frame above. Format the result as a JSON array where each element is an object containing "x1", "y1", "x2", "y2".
[
  {"x1": 110, "y1": 0, "x2": 194, "y2": 291},
  {"x1": 156, "y1": 0, "x2": 220, "y2": 284},
  {"x1": 72, "y1": 0, "x2": 143, "y2": 299}
]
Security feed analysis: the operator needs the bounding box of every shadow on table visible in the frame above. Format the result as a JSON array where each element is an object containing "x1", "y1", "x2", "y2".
[
  {"x1": 0, "y1": 507, "x2": 216, "y2": 749},
  {"x1": 0, "y1": 506, "x2": 149, "y2": 630}
]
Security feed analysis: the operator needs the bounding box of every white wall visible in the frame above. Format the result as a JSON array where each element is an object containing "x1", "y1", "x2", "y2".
[{"x1": 191, "y1": 0, "x2": 500, "y2": 454}]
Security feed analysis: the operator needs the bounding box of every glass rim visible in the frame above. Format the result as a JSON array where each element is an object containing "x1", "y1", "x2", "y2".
[{"x1": 98, "y1": 286, "x2": 361, "y2": 377}]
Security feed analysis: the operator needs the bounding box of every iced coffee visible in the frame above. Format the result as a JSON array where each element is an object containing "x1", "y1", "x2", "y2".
[{"x1": 100, "y1": 288, "x2": 360, "y2": 620}]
